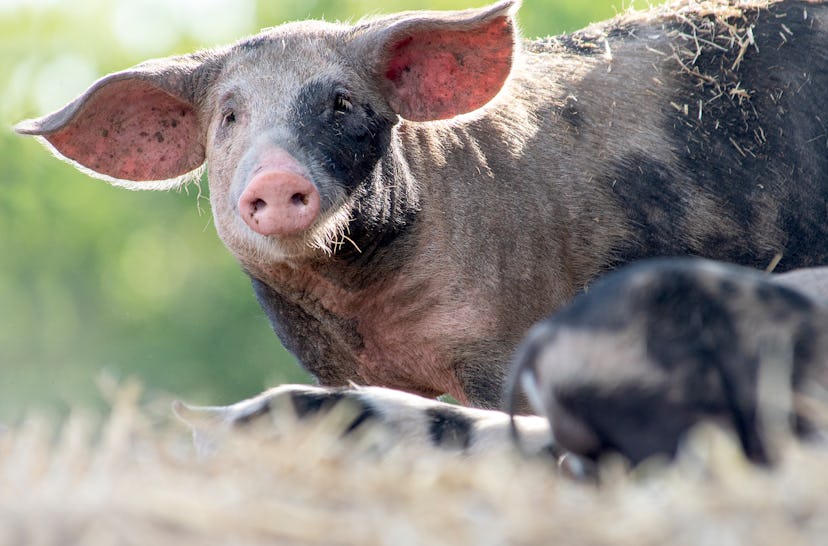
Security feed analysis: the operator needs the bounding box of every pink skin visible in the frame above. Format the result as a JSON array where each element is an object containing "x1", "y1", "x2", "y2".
[
  {"x1": 23, "y1": 79, "x2": 204, "y2": 182},
  {"x1": 248, "y1": 257, "x2": 495, "y2": 406},
  {"x1": 385, "y1": 16, "x2": 513, "y2": 121},
  {"x1": 237, "y1": 149, "x2": 321, "y2": 236}
]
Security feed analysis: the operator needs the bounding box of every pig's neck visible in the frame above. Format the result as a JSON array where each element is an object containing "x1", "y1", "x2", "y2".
[{"x1": 249, "y1": 249, "x2": 475, "y2": 404}]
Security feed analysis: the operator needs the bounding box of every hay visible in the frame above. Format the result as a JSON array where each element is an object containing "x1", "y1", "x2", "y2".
[
  {"x1": 637, "y1": 1, "x2": 783, "y2": 161},
  {"x1": 660, "y1": 1, "x2": 766, "y2": 98},
  {"x1": 529, "y1": 0, "x2": 784, "y2": 159},
  {"x1": 2, "y1": 383, "x2": 827, "y2": 545}
]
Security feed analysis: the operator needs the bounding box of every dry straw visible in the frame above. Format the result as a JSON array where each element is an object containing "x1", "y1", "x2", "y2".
[{"x1": 1, "y1": 379, "x2": 827, "y2": 545}]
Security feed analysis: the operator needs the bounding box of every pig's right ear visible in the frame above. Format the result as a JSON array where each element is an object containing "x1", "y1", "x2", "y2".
[
  {"x1": 14, "y1": 55, "x2": 210, "y2": 190},
  {"x1": 353, "y1": 0, "x2": 519, "y2": 122}
]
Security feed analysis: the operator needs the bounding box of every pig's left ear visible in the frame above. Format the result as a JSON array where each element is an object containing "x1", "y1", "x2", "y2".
[
  {"x1": 354, "y1": 0, "x2": 519, "y2": 122},
  {"x1": 14, "y1": 54, "x2": 214, "y2": 189}
]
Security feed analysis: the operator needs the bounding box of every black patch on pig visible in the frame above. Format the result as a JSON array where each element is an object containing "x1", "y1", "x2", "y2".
[
  {"x1": 556, "y1": 377, "x2": 771, "y2": 465},
  {"x1": 342, "y1": 402, "x2": 379, "y2": 435},
  {"x1": 291, "y1": 78, "x2": 418, "y2": 264},
  {"x1": 605, "y1": 155, "x2": 696, "y2": 264},
  {"x1": 715, "y1": 353, "x2": 769, "y2": 464},
  {"x1": 426, "y1": 407, "x2": 473, "y2": 450},
  {"x1": 792, "y1": 322, "x2": 818, "y2": 377},
  {"x1": 335, "y1": 166, "x2": 420, "y2": 269},
  {"x1": 555, "y1": 384, "x2": 704, "y2": 464},
  {"x1": 290, "y1": 389, "x2": 345, "y2": 418},
  {"x1": 659, "y1": 2, "x2": 828, "y2": 271},
  {"x1": 791, "y1": 320, "x2": 820, "y2": 433},
  {"x1": 755, "y1": 283, "x2": 814, "y2": 318},
  {"x1": 292, "y1": 79, "x2": 395, "y2": 191},
  {"x1": 641, "y1": 269, "x2": 739, "y2": 371},
  {"x1": 718, "y1": 278, "x2": 739, "y2": 298},
  {"x1": 290, "y1": 389, "x2": 378, "y2": 435}
]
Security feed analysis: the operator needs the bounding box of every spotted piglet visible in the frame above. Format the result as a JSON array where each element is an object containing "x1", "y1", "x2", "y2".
[
  {"x1": 509, "y1": 258, "x2": 828, "y2": 466},
  {"x1": 174, "y1": 384, "x2": 552, "y2": 459}
]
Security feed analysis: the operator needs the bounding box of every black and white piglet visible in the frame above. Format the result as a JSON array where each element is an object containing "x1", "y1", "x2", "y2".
[
  {"x1": 174, "y1": 383, "x2": 552, "y2": 459},
  {"x1": 509, "y1": 258, "x2": 828, "y2": 466}
]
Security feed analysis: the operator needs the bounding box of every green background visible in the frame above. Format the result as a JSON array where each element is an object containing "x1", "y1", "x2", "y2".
[{"x1": 0, "y1": 0, "x2": 657, "y2": 421}]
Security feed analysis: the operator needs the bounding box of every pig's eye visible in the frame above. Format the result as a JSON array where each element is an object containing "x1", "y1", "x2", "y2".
[
  {"x1": 333, "y1": 94, "x2": 352, "y2": 114},
  {"x1": 222, "y1": 109, "x2": 236, "y2": 126}
]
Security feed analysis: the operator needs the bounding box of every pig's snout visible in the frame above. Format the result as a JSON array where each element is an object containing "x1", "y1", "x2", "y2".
[{"x1": 238, "y1": 171, "x2": 321, "y2": 236}]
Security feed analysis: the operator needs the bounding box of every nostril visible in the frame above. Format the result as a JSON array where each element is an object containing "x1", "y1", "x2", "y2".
[
  {"x1": 291, "y1": 192, "x2": 309, "y2": 206},
  {"x1": 251, "y1": 198, "x2": 267, "y2": 214}
]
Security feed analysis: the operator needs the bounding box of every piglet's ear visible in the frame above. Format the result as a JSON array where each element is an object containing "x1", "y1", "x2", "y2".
[
  {"x1": 358, "y1": 0, "x2": 518, "y2": 122},
  {"x1": 15, "y1": 55, "x2": 211, "y2": 189}
]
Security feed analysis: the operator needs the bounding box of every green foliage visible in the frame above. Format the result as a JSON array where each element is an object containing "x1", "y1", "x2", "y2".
[{"x1": 0, "y1": 0, "x2": 659, "y2": 421}]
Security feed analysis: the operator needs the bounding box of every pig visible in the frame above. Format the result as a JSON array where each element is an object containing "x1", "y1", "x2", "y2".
[
  {"x1": 173, "y1": 383, "x2": 553, "y2": 459},
  {"x1": 509, "y1": 258, "x2": 828, "y2": 466},
  {"x1": 15, "y1": 0, "x2": 828, "y2": 409},
  {"x1": 774, "y1": 266, "x2": 828, "y2": 300}
]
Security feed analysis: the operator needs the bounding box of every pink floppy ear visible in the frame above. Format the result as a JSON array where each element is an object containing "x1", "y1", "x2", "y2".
[
  {"x1": 15, "y1": 56, "x2": 209, "y2": 187},
  {"x1": 363, "y1": 1, "x2": 518, "y2": 122}
]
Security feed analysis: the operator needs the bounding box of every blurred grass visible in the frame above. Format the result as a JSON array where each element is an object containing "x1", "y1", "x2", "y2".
[{"x1": 0, "y1": 0, "x2": 660, "y2": 422}]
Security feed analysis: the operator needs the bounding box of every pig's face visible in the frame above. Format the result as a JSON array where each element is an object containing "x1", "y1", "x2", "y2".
[
  {"x1": 203, "y1": 22, "x2": 399, "y2": 264},
  {"x1": 17, "y1": 2, "x2": 517, "y2": 268}
]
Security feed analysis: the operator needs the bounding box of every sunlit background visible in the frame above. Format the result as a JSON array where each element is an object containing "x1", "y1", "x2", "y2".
[{"x1": 0, "y1": 0, "x2": 657, "y2": 421}]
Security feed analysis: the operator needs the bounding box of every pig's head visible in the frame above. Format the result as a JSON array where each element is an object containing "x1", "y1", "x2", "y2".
[{"x1": 15, "y1": 1, "x2": 518, "y2": 267}]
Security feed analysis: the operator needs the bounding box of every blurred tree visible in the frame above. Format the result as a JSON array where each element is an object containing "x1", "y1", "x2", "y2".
[{"x1": 0, "y1": 0, "x2": 660, "y2": 421}]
